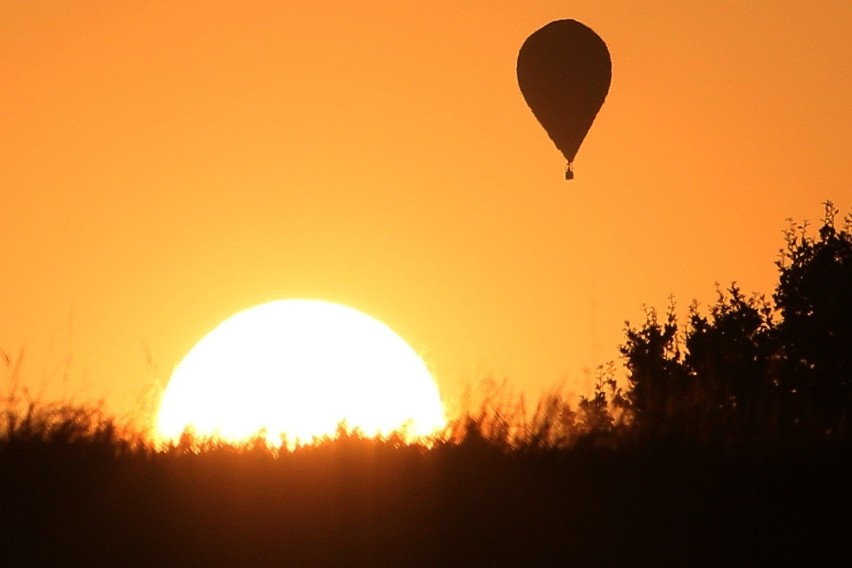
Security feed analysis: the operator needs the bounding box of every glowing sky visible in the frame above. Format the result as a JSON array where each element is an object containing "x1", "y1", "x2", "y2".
[{"x1": 2, "y1": 2, "x2": 851, "y2": 420}]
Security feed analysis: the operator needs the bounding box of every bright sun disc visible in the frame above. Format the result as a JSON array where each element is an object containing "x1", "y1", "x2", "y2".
[{"x1": 155, "y1": 300, "x2": 446, "y2": 447}]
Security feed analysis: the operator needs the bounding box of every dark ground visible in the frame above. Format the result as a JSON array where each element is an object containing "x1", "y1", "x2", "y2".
[{"x1": 1, "y1": 437, "x2": 850, "y2": 567}]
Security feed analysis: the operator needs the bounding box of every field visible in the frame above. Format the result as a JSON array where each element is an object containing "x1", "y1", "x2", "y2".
[{"x1": 2, "y1": 403, "x2": 849, "y2": 567}]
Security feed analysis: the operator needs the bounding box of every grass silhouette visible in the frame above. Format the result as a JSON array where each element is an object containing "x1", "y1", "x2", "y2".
[{"x1": 1, "y1": 387, "x2": 849, "y2": 567}]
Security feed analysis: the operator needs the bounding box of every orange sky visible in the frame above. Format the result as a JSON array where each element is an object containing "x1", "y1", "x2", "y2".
[{"x1": 3, "y1": 2, "x2": 852, "y2": 422}]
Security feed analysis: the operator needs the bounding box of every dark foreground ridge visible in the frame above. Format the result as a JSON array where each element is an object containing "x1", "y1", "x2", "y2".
[{"x1": 1, "y1": 415, "x2": 850, "y2": 567}]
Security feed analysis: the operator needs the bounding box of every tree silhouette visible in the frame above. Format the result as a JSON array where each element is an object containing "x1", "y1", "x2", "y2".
[
  {"x1": 774, "y1": 202, "x2": 852, "y2": 437},
  {"x1": 619, "y1": 202, "x2": 852, "y2": 445},
  {"x1": 620, "y1": 301, "x2": 689, "y2": 440}
]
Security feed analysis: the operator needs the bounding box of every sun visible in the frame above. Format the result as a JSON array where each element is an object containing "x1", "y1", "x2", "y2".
[{"x1": 155, "y1": 300, "x2": 446, "y2": 448}]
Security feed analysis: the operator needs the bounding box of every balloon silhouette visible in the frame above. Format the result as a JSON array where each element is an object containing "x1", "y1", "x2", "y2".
[{"x1": 517, "y1": 20, "x2": 611, "y2": 180}]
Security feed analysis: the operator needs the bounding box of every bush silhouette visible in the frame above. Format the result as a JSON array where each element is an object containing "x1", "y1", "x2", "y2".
[
  {"x1": 774, "y1": 203, "x2": 852, "y2": 436},
  {"x1": 619, "y1": 201, "x2": 852, "y2": 445}
]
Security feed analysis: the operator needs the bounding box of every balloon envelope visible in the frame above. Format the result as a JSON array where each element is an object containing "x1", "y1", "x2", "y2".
[{"x1": 517, "y1": 20, "x2": 611, "y2": 179}]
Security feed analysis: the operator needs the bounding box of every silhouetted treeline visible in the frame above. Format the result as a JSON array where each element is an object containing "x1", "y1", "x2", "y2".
[{"x1": 612, "y1": 201, "x2": 852, "y2": 446}]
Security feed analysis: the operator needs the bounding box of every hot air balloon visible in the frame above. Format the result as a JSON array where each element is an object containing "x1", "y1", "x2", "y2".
[{"x1": 517, "y1": 19, "x2": 611, "y2": 180}]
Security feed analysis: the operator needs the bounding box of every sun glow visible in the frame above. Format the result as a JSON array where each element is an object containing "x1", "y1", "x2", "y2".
[{"x1": 155, "y1": 300, "x2": 446, "y2": 448}]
